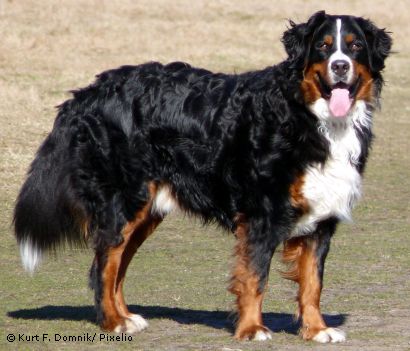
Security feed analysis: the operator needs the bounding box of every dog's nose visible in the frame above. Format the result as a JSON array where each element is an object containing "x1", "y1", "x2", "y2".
[{"x1": 331, "y1": 60, "x2": 350, "y2": 77}]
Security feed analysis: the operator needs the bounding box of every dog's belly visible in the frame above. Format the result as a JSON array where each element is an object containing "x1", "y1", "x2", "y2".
[{"x1": 292, "y1": 158, "x2": 362, "y2": 237}]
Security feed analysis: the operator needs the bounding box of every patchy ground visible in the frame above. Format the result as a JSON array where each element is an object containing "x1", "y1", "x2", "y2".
[{"x1": 1, "y1": 1, "x2": 409, "y2": 350}]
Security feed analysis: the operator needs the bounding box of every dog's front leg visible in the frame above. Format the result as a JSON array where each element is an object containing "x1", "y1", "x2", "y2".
[{"x1": 229, "y1": 215, "x2": 280, "y2": 341}]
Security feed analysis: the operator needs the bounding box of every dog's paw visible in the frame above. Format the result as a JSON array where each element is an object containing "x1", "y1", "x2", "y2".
[
  {"x1": 128, "y1": 314, "x2": 149, "y2": 331},
  {"x1": 312, "y1": 328, "x2": 346, "y2": 343},
  {"x1": 235, "y1": 325, "x2": 272, "y2": 341},
  {"x1": 114, "y1": 314, "x2": 149, "y2": 334}
]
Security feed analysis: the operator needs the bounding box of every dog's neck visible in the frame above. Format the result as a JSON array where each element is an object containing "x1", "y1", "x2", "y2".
[{"x1": 310, "y1": 99, "x2": 372, "y2": 166}]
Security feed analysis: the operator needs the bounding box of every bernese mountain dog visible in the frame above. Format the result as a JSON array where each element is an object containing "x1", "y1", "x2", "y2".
[{"x1": 14, "y1": 11, "x2": 391, "y2": 343}]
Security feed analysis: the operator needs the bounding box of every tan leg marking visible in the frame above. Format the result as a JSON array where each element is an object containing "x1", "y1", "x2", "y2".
[
  {"x1": 282, "y1": 237, "x2": 326, "y2": 340},
  {"x1": 100, "y1": 183, "x2": 161, "y2": 333},
  {"x1": 229, "y1": 217, "x2": 271, "y2": 341},
  {"x1": 115, "y1": 211, "x2": 162, "y2": 318},
  {"x1": 100, "y1": 242, "x2": 126, "y2": 331}
]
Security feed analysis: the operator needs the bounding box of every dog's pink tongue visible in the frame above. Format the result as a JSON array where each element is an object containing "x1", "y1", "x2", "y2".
[{"x1": 329, "y1": 88, "x2": 352, "y2": 117}]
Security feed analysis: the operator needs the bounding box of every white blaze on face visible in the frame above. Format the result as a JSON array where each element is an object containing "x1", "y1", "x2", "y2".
[
  {"x1": 326, "y1": 18, "x2": 355, "y2": 118},
  {"x1": 328, "y1": 18, "x2": 354, "y2": 85}
]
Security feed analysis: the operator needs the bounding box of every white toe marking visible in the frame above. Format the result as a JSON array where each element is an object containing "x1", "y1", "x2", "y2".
[
  {"x1": 313, "y1": 330, "x2": 331, "y2": 343},
  {"x1": 114, "y1": 325, "x2": 123, "y2": 333},
  {"x1": 253, "y1": 329, "x2": 272, "y2": 341},
  {"x1": 128, "y1": 314, "x2": 149, "y2": 332},
  {"x1": 313, "y1": 328, "x2": 346, "y2": 343},
  {"x1": 327, "y1": 328, "x2": 346, "y2": 343},
  {"x1": 123, "y1": 318, "x2": 140, "y2": 334},
  {"x1": 114, "y1": 315, "x2": 149, "y2": 334}
]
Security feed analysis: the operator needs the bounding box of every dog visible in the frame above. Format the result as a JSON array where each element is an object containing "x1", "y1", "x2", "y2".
[{"x1": 14, "y1": 11, "x2": 391, "y2": 343}]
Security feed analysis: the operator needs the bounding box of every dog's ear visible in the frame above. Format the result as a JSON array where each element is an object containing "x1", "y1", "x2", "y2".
[
  {"x1": 281, "y1": 11, "x2": 327, "y2": 67},
  {"x1": 357, "y1": 18, "x2": 392, "y2": 72}
]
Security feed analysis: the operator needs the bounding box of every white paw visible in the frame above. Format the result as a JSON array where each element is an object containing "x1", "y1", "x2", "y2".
[
  {"x1": 253, "y1": 329, "x2": 272, "y2": 341},
  {"x1": 128, "y1": 314, "x2": 149, "y2": 331},
  {"x1": 313, "y1": 328, "x2": 346, "y2": 343},
  {"x1": 114, "y1": 314, "x2": 149, "y2": 334}
]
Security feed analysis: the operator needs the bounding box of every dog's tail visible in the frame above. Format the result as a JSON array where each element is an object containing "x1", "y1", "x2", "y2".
[{"x1": 13, "y1": 128, "x2": 88, "y2": 274}]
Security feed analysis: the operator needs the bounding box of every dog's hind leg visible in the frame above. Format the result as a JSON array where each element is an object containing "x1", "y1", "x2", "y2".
[
  {"x1": 229, "y1": 216, "x2": 279, "y2": 341},
  {"x1": 282, "y1": 219, "x2": 346, "y2": 343},
  {"x1": 90, "y1": 183, "x2": 162, "y2": 334},
  {"x1": 114, "y1": 208, "x2": 162, "y2": 332}
]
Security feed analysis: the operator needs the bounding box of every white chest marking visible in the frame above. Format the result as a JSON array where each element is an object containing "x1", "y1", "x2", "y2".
[{"x1": 293, "y1": 100, "x2": 370, "y2": 236}]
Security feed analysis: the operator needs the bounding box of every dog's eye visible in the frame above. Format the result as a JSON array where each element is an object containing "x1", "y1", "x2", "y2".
[
  {"x1": 350, "y1": 42, "x2": 363, "y2": 52},
  {"x1": 317, "y1": 42, "x2": 331, "y2": 52}
]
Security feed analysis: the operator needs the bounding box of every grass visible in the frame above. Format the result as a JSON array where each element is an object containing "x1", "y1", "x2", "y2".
[{"x1": 1, "y1": 0, "x2": 410, "y2": 350}]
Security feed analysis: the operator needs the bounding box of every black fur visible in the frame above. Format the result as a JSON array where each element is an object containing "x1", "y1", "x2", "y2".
[
  {"x1": 89, "y1": 254, "x2": 107, "y2": 325},
  {"x1": 15, "y1": 60, "x2": 332, "y2": 255},
  {"x1": 281, "y1": 11, "x2": 328, "y2": 69},
  {"x1": 356, "y1": 17, "x2": 392, "y2": 73}
]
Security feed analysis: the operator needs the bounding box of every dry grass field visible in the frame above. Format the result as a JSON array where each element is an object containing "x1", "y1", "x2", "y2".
[{"x1": 1, "y1": 1, "x2": 409, "y2": 350}]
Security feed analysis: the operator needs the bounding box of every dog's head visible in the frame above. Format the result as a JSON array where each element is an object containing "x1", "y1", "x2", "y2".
[{"x1": 282, "y1": 11, "x2": 392, "y2": 120}]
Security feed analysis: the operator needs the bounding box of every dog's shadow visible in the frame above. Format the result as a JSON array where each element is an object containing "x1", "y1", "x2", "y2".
[{"x1": 7, "y1": 305, "x2": 346, "y2": 335}]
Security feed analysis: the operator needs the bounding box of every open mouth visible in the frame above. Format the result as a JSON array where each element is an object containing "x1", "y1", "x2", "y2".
[{"x1": 317, "y1": 74, "x2": 362, "y2": 118}]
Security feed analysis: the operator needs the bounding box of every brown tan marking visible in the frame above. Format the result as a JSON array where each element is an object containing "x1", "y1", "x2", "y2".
[
  {"x1": 229, "y1": 215, "x2": 270, "y2": 340},
  {"x1": 344, "y1": 33, "x2": 356, "y2": 45},
  {"x1": 100, "y1": 182, "x2": 161, "y2": 331},
  {"x1": 301, "y1": 62, "x2": 329, "y2": 104},
  {"x1": 354, "y1": 62, "x2": 374, "y2": 102},
  {"x1": 115, "y1": 205, "x2": 162, "y2": 318},
  {"x1": 282, "y1": 237, "x2": 327, "y2": 340},
  {"x1": 289, "y1": 174, "x2": 309, "y2": 215},
  {"x1": 69, "y1": 202, "x2": 91, "y2": 240},
  {"x1": 323, "y1": 35, "x2": 333, "y2": 46},
  {"x1": 100, "y1": 244, "x2": 126, "y2": 331}
]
